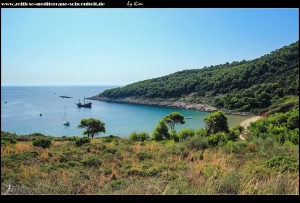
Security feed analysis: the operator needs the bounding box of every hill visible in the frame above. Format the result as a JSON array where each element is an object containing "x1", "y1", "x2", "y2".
[{"x1": 91, "y1": 41, "x2": 299, "y2": 114}]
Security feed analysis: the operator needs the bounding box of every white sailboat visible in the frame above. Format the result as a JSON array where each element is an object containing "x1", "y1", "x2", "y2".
[{"x1": 63, "y1": 106, "x2": 70, "y2": 126}]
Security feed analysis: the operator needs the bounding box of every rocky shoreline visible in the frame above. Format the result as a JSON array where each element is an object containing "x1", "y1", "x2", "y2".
[{"x1": 88, "y1": 95, "x2": 253, "y2": 116}]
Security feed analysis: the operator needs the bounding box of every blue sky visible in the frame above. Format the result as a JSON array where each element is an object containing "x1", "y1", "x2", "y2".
[{"x1": 1, "y1": 8, "x2": 299, "y2": 86}]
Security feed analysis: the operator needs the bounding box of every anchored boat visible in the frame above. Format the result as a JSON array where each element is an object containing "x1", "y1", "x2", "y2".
[
  {"x1": 76, "y1": 97, "x2": 92, "y2": 108},
  {"x1": 63, "y1": 106, "x2": 70, "y2": 126}
]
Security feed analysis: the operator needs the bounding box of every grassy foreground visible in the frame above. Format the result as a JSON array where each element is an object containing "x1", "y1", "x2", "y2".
[{"x1": 1, "y1": 131, "x2": 298, "y2": 194}]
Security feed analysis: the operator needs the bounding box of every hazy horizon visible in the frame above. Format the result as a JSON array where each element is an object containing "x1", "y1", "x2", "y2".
[{"x1": 2, "y1": 8, "x2": 299, "y2": 86}]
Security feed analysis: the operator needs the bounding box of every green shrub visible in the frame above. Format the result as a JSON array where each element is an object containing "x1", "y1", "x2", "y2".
[
  {"x1": 182, "y1": 135, "x2": 208, "y2": 150},
  {"x1": 152, "y1": 120, "x2": 170, "y2": 141},
  {"x1": 228, "y1": 125, "x2": 244, "y2": 141},
  {"x1": 32, "y1": 138, "x2": 51, "y2": 148},
  {"x1": 249, "y1": 108, "x2": 299, "y2": 145},
  {"x1": 129, "y1": 131, "x2": 150, "y2": 142},
  {"x1": 147, "y1": 167, "x2": 162, "y2": 176},
  {"x1": 178, "y1": 128, "x2": 195, "y2": 140},
  {"x1": 81, "y1": 156, "x2": 102, "y2": 167},
  {"x1": 223, "y1": 140, "x2": 242, "y2": 154},
  {"x1": 137, "y1": 152, "x2": 153, "y2": 161},
  {"x1": 104, "y1": 147, "x2": 117, "y2": 154},
  {"x1": 75, "y1": 137, "x2": 91, "y2": 147},
  {"x1": 30, "y1": 132, "x2": 46, "y2": 137},
  {"x1": 166, "y1": 173, "x2": 178, "y2": 181},
  {"x1": 1, "y1": 138, "x2": 17, "y2": 146},
  {"x1": 67, "y1": 160, "x2": 82, "y2": 167},
  {"x1": 1, "y1": 151, "x2": 39, "y2": 166},
  {"x1": 166, "y1": 143, "x2": 189, "y2": 158},
  {"x1": 203, "y1": 165, "x2": 220, "y2": 178},
  {"x1": 1, "y1": 132, "x2": 17, "y2": 146},
  {"x1": 289, "y1": 128, "x2": 299, "y2": 145},
  {"x1": 110, "y1": 180, "x2": 126, "y2": 190},
  {"x1": 126, "y1": 168, "x2": 147, "y2": 176},
  {"x1": 66, "y1": 136, "x2": 78, "y2": 141},
  {"x1": 170, "y1": 129, "x2": 179, "y2": 142},
  {"x1": 214, "y1": 172, "x2": 240, "y2": 194},
  {"x1": 103, "y1": 168, "x2": 112, "y2": 175},
  {"x1": 208, "y1": 132, "x2": 228, "y2": 147},
  {"x1": 195, "y1": 128, "x2": 207, "y2": 137},
  {"x1": 265, "y1": 156, "x2": 298, "y2": 172},
  {"x1": 102, "y1": 135, "x2": 120, "y2": 142}
]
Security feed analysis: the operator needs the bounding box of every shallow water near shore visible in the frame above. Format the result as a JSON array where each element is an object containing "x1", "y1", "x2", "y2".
[{"x1": 1, "y1": 86, "x2": 248, "y2": 137}]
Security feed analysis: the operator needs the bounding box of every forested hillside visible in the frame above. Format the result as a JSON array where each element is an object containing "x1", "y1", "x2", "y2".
[{"x1": 99, "y1": 41, "x2": 299, "y2": 113}]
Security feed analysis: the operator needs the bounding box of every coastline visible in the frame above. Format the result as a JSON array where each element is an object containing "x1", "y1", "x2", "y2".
[{"x1": 88, "y1": 95, "x2": 253, "y2": 116}]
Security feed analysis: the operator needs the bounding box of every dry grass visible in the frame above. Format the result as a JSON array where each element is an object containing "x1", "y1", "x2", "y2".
[{"x1": 1, "y1": 136, "x2": 299, "y2": 194}]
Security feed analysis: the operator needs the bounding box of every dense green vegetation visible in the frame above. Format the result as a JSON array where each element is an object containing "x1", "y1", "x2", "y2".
[
  {"x1": 129, "y1": 132, "x2": 150, "y2": 142},
  {"x1": 152, "y1": 120, "x2": 170, "y2": 141},
  {"x1": 99, "y1": 41, "x2": 299, "y2": 113},
  {"x1": 32, "y1": 138, "x2": 52, "y2": 149},
  {"x1": 249, "y1": 106, "x2": 299, "y2": 145},
  {"x1": 204, "y1": 111, "x2": 229, "y2": 135}
]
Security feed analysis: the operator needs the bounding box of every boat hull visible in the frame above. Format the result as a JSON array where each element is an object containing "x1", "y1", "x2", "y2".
[{"x1": 76, "y1": 102, "x2": 92, "y2": 108}]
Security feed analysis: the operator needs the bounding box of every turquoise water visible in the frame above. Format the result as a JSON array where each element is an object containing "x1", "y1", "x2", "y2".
[{"x1": 1, "y1": 86, "x2": 247, "y2": 137}]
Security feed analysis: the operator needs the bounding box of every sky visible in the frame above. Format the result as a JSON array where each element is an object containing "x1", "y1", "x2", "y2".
[{"x1": 1, "y1": 8, "x2": 299, "y2": 86}]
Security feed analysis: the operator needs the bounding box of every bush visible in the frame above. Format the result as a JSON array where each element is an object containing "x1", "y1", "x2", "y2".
[
  {"x1": 182, "y1": 135, "x2": 208, "y2": 150},
  {"x1": 265, "y1": 156, "x2": 298, "y2": 172},
  {"x1": 249, "y1": 108, "x2": 299, "y2": 144},
  {"x1": 214, "y1": 172, "x2": 240, "y2": 194},
  {"x1": 178, "y1": 128, "x2": 195, "y2": 140},
  {"x1": 1, "y1": 137, "x2": 17, "y2": 146},
  {"x1": 170, "y1": 129, "x2": 179, "y2": 142},
  {"x1": 147, "y1": 167, "x2": 162, "y2": 176},
  {"x1": 103, "y1": 168, "x2": 112, "y2": 175},
  {"x1": 1, "y1": 132, "x2": 18, "y2": 146},
  {"x1": 67, "y1": 160, "x2": 82, "y2": 167},
  {"x1": 223, "y1": 140, "x2": 242, "y2": 154},
  {"x1": 1, "y1": 151, "x2": 39, "y2": 166},
  {"x1": 75, "y1": 137, "x2": 91, "y2": 147},
  {"x1": 102, "y1": 135, "x2": 120, "y2": 142},
  {"x1": 228, "y1": 125, "x2": 244, "y2": 141},
  {"x1": 129, "y1": 131, "x2": 150, "y2": 142},
  {"x1": 104, "y1": 147, "x2": 117, "y2": 154},
  {"x1": 81, "y1": 156, "x2": 102, "y2": 167},
  {"x1": 32, "y1": 138, "x2": 51, "y2": 148},
  {"x1": 152, "y1": 120, "x2": 170, "y2": 141},
  {"x1": 110, "y1": 180, "x2": 126, "y2": 190},
  {"x1": 195, "y1": 128, "x2": 207, "y2": 137},
  {"x1": 126, "y1": 168, "x2": 147, "y2": 176},
  {"x1": 30, "y1": 132, "x2": 46, "y2": 137},
  {"x1": 208, "y1": 132, "x2": 228, "y2": 147},
  {"x1": 137, "y1": 152, "x2": 153, "y2": 161},
  {"x1": 166, "y1": 143, "x2": 189, "y2": 158}
]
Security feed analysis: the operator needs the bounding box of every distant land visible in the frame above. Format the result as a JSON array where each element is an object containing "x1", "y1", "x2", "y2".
[{"x1": 89, "y1": 41, "x2": 299, "y2": 115}]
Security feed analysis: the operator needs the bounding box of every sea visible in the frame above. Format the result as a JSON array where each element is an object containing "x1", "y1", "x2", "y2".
[{"x1": 1, "y1": 86, "x2": 248, "y2": 137}]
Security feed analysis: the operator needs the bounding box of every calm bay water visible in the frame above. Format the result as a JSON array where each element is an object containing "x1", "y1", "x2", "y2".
[{"x1": 1, "y1": 86, "x2": 248, "y2": 137}]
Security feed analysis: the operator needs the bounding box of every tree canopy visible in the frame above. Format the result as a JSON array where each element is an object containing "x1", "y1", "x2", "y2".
[
  {"x1": 163, "y1": 112, "x2": 185, "y2": 129},
  {"x1": 152, "y1": 119, "x2": 170, "y2": 141},
  {"x1": 78, "y1": 118, "x2": 106, "y2": 138},
  {"x1": 204, "y1": 111, "x2": 229, "y2": 135}
]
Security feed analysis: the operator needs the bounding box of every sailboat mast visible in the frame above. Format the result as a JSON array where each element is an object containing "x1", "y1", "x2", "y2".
[{"x1": 63, "y1": 106, "x2": 66, "y2": 121}]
